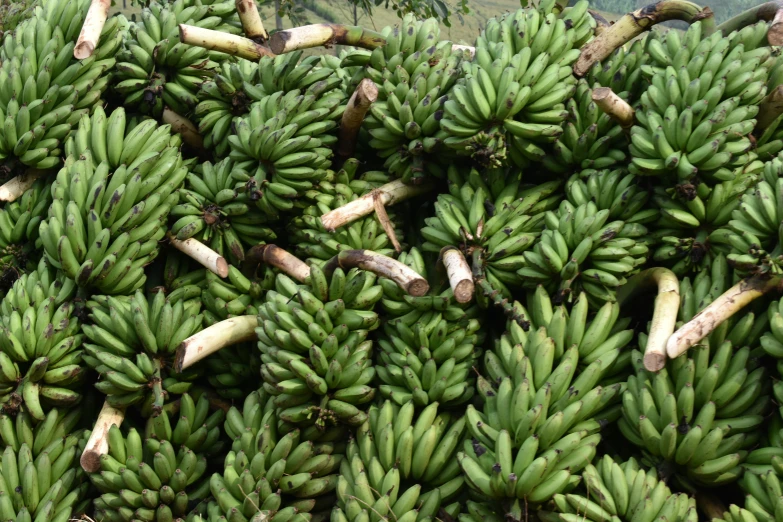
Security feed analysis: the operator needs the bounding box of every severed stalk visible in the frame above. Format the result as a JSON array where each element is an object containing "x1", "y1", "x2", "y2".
[
  {"x1": 243, "y1": 244, "x2": 311, "y2": 282},
  {"x1": 168, "y1": 234, "x2": 229, "y2": 278},
  {"x1": 589, "y1": 9, "x2": 611, "y2": 33},
  {"x1": 617, "y1": 268, "x2": 680, "y2": 372},
  {"x1": 235, "y1": 0, "x2": 268, "y2": 42},
  {"x1": 592, "y1": 87, "x2": 635, "y2": 130},
  {"x1": 269, "y1": 24, "x2": 385, "y2": 54},
  {"x1": 667, "y1": 274, "x2": 783, "y2": 359},
  {"x1": 178, "y1": 24, "x2": 273, "y2": 60},
  {"x1": 718, "y1": 1, "x2": 783, "y2": 45},
  {"x1": 574, "y1": 1, "x2": 716, "y2": 77},
  {"x1": 175, "y1": 315, "x2": 258, "y2": 372},
  {"x1": 755, "y1": 85, "x2": 783, "y2": 133},
  {"x1": 162, "y1": 107, "x2": 204, "y2": 151},
  {"x1": 452, "y1": 44, "x2": 475, "y2": 58},
  {"x1": 330, "y1": 250, "x2": 429, "y2": 296},
  {"x1": 74, "y1": 0, "x2": 112, "y2": 59},
  {"x1": 321, "y1": 179, "x2": 433, "y2": 232},
  {"x1": 441, "y1": 247, "x2": 474, "y2": 304},
  {"x1": 0, "y1": 169, "x2": 47, "y2": 202},
  {"x1": 373, "y1": 192, "x2": 401, "y2": 253},
  {"x1": 80, "y1": 401, "x2": 125, "y2": 472},
  {"x1": 337, "y1": 79, "x2": 378, "y2": 158}
]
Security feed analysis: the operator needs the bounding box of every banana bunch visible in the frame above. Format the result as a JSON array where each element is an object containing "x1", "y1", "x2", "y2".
[
  {"x1": 565, "y1": 168, "x2": 656, "y2": 224},
  {"x1": 289, "y1": 160, "x2": 401, "y2": 264},
  {"x1": 257, "y1": 263, "x2": 382, "y2": 428},
  {"x1": 363, "y1": 42, "x2": 465, "y2": 183},
  {"x1": 518, "y1": 200, "x2": 649, "y2": 307},
  {"x1": 745, "y1": 412, "x2": 783, "y2": 476},
  {"x1": 0, "y1": 258, "x2": 84, "y2": 420},
  {"x1": 90, "y1": 420, "x2": 212, "y2": 522},
  {"x1": 586, "y1": 35, "x2": 649, "y2": 104},
  {"x1": 196, "y1": 52, "x2": 341, "y2": 157},
  {"x1": 44, "y1": 107, "x2": 187, "y2": 294},
  {"x1": 146, "y1": 392, "x2": 226, "y2": 456},
  {"x1": 753, "y1": 53, "x2": 783, "y2": 160},
  {"x1": 441, "y1": 0, "x2": 593, "y2": 167},
  {"x1": 739, "y1": 470, "x2": 783, "y2": 522},
  {"x1": 420, "y1": 166, "x2": 561, "y2": 296},
  {"x1": 213, "y1": 391, "x2": 343, "y2": 521},
  {"x1": 202, "y1": 266, "x2": 272, "y2": 323},
  {"x1": 81, "y1": 289, "x2": 203, "y2": 414},
  {"x1": 538, "y1": 455, "x2": 697, "y2": 522},
  {"x1": 170, "y1": 158, "x2": 276, "y2": 264},
  {"x1": 714, "y1": 506, "x2": 761, "y2": 522},
  {"x1": 630, "y1": 22, "x2": 770, "y2": 181},
  {"x1": 543, "y1": 80, "x2": 627, "y2": 173},
  {"x1": 229, "y1": 88, "x2": 345, "y2": 218},
  {"x1": 0, "y1": 407, "x2": 81, "y2": 456},
  {"x1": 114, "y1": 0, "x2": 236, "y2": 117},
  {"x1": 755, "y1": 298, "x2": 783, "y2": 370},
  {"x1": 202, "y1": 344, "x2": 260, "y2": 401},
  {"x1": 0, "y1": 435, "x2": 90, "y2": 522}
]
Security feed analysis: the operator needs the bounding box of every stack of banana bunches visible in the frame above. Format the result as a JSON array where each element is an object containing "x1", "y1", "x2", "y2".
[{"x1": 7, "y1": 0, "x2": 783, "y2": 520}]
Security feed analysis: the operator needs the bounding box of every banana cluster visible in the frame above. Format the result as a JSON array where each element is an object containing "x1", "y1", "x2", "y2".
[
  {"x1": 114, "y1": 0, "x2": 237, "y2": 117},
  {"x1": 257, "y1": 264, "x2": 382, "y2": 428},
  {"x1": 145, "y1": 392, "x2": 226, "y2": 456},
  {"x1": 202, "y1": 266, "x2": 271, "y2": 322},
  {"x1": 44, "y1": 107, "x2": 187, "y2": 294},
  {"x1": 0, "y1": 407, "x2": 81, "y2": 456},
  {"x1": 715, "y1": 506, "x2": 762, "y2": 522},
  {"x1": 538, "y1": 455, "x2": 697, "y2": 522},
  {"x1": 171, "y1": 158, "x2": 276, "y2": 264},
  {"x1": 363, "y1": 42, "x2": 465, "y2": 183},
  {"x1": 0, "y1": 259, "x2": 83, "y2": 420},
  {"x1": 739, "y1": 470, "x2": 783, "y2": 522},
  {"x1": 230, "y1": 89, "x2": 345, "y2": 218},
  {"x1": 196, "y1": 52, "x2": 340, "y2": 157},
  {"x1": 0, "y1": 0, "x2": 122, "y2": 174},
  {"x1": 0, "y1": 178, "x2": 52, "y2": 286},
  {"x1": 441, "y1": 0, "x2": 593, "y2": 167},
  {"x1": 518, "y1": 200, "x2": 649, "y2": 307},
  {"x1": 565, "y1": 168, "x2": 656, "y2": 224},
  {"x1": 81, "y1": 289, "x2": 203, "y2": 414},
  {"x1": 630, "y1": 22, "x2": 770, "y2": 181}
]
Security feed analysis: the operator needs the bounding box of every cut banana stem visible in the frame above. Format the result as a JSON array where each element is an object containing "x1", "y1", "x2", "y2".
[
  {"x1": 589, "y1": 9, "x2": 611, "y2": 32},
  {"x1": 334, "y1": 250, "x2": 429, "y2": 296},
  {"x1": 441, "y1": 247, "x2": 474, "y2": 304},
  {"x1": 717, "y1": 2, "x2": 783, "y2": 45},
  {"x1": 372, "y1": 193, "x2": 402, "y2": 253},
  {"x1": 168, "y1": 234, "x2": 229, "y2": 278},
  {"x1": 80, "y1": 401, "x2": 125, "y2": 473},
  {"x1": 755, "y1": 85, "x2": 783, "y2": 133},
  {"x1": 0, "y1": 169, "x2": 46, "y2": 202},
  {"x1": 592, "y1": 87, "x2": 635, "y2": 130},
  {"x1": 337, "y1": 78, "x2": 378, "y2": 158},
  {"x1": 667, "y1": 275, "x2": 782, "y2": 359},
  {"x1": 452, "y1": 44, "x2": 475, "y2": 58},
  {"x1": 178, "y1": 24, "x2": 274, "y2": 60},
  {"x1": 695, "y1": 491, "x2": 728, "y2": 520},
  {"x1": 320, "y1": 179, "x2": 432, "y2": 232},
  {"x1": 574, "y1": 1, "x2": 716, "y2": 76},
  {"x1": 268, "y1": 24, "x2": 385, "y2": 54},
  {"x1": 74, "y1": 0, "x2": 112, "y2": 59},
  {"x1": 244, "y1": 244, "x2": 311, "y2": 282},
  {"x1": 162, "y1": 108, "x2": 204, "y2": 151},
  {"x1": 235, "y1": 0, "x2": 268, "y2": 41},
  {"x1": 618, "y1": 268, "x2": 680, "y2": 372},
  {"x1": 175, "y1": 315, "x2": 258, "y2": 372}
]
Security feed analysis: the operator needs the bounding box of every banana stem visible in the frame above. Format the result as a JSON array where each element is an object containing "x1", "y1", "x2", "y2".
[
  {"x1": 718, "y1": 2, "x2": 783, "y2": 45},
  {"x1": 168, "y1": 234, "x2": 229, "y2": 278},
  {"x1": 235, "y1": 0, "x2": 268, "y2": 41},
  {"x1": 162, "y1": 108, "x2": 204, "y2": 151},
  {"x1": 74, "y1": 0, "x2": 112, "y2": 59},
  {"x1": 79, "y1": 401, "x2": 125, "y2": 472},
  {"x1": 320, "y1": 179, "x2": 432, "y2": 232},
  {"x1": 592, "y1": 87, "x2": 635, "y2": 130},
  {"x1": 589, "y1": 9, "x2": 611, "y2": 33},
  {"x1": 574, "y1": 1, "x2": 715, "y2": 77},
  {"x1": 0, "y1": 169, "x2": 46, "y2": 202},
  {"x1": 695, "y1": 491, "x2": 728, "y2": 520},
  {"x1": 755, "y1": 85, "x2": 783, "y2": 133},
  {"x1": 178, "y1": 24, "x2": 274, "y2": 60},
  {"x1": 333, "y1": 250, "x2": 429, "y2": 296},
  {"x1": 452, "y1": 44, "x2": 475, "y2": 58},
  {"x1": 617, "y1": 268, "x2": 680, "y2": 372},
  {"x1": 268, "y1": 24, "x2": 386, "y2": 54},
  {"x1": 243, "y1": 244, "x2": 311, "y2": 282},
  {"x1": 337, "y1": 78, "x2": 378, "y2": 159},
  {"x1": 666, "y1": 274, "x2": 782, "y2": 359},
  {"x1": 174, "y1": 315, "x2": 258, "y2": 372},
  {"x1": 471, "y1": 249, "x2": 529, "y2": 329},
  {"x1": 441, "y1": 247, "x2": 474, "y2": 303},
  {"x1": 373, "y1": 193, "x2": 402, "y2": 253}
]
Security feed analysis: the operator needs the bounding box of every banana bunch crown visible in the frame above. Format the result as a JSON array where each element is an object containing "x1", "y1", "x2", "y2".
[
  {"x1": 171, "y1": 158, "x2": 276, "y2": 265},
  {"x1": 518, "y1": 200, "x2": 649, "y2": 307},
  {"x1": 81, "y1": 289, "x2": 203, "y2": 412},
  {"x1": 0, "y1": 258, "x2": 82, "y2": 420},
  {"x1": 0, "y1": 434, "x2": 88, "y2": 522},
  {"x1": 91, "y1": 422, "x2": 210, "y2": 522},
  {"x1": 587, "y1": 36, "x2": 649, "y2": 103},
  {"x1": 740, "y1": 470, "x2": 783, "y2": 522},
  {"x1": 229, "y1": 89, "x2": 346, "y2": 218},
  {"x1": 566, "y1": 168, "x2": 657, "y2": 225},
  {"x1": 0, "y1": 407, "x2": 82, "y2": 457},
  {"x1": 542, "y1": 455, "x2": 696, "y2": 522},
  {"x1": 203, "y1": 265, "x2": 272, "y2": 323}
]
